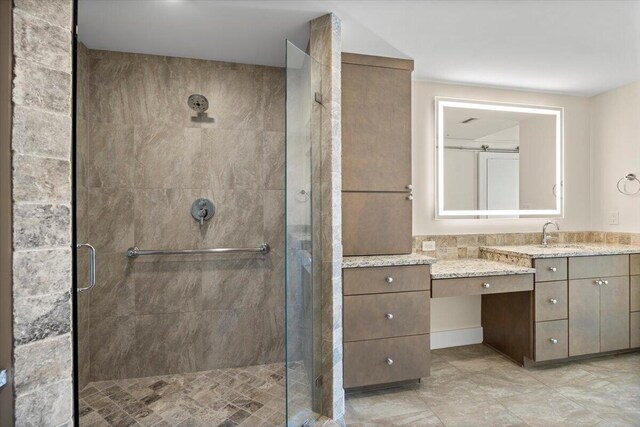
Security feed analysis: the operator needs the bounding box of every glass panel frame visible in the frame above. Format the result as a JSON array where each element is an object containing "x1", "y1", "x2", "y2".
[{"x1": 285, "y1": 40, "x2": 322, "y2": 426}]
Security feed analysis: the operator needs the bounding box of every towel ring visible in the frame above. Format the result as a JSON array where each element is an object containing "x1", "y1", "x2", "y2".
[
  {"x1": 617, "y1": 173, "x2": 640, "y2": 195},
  {"x1": 296, "y1": 189, "x2": 310, "y2": 202}
]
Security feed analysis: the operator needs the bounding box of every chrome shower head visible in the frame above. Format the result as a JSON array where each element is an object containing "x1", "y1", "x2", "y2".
[{"x1": 188, "y1": 94, "x2": 209, "y2": 113}]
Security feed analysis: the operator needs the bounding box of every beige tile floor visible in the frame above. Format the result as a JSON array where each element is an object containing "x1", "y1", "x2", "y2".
[{"x1": 345, "y1": 345, "x2": 640, "y2": 427}]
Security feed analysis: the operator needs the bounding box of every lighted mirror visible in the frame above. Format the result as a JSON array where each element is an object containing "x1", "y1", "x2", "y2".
[{"x1": 436, "y1": 98, "x2": 563, "y2": 219}]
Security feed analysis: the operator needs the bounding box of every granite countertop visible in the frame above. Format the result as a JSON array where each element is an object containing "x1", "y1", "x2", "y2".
[
  {"x1": 342, "y1": 253, "x2": 436, "y2": 268},
  {"x1": 480, "y1": 243, "x2": 640, "y2": 259},
  {"x1": 431, "y1": 258, "x2": 535, "y2": 279}
]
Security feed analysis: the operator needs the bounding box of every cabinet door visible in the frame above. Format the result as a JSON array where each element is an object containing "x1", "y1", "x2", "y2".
[
  {"x1": 600, "y1": 276, "x2": 630, "y2": 352},
  {"x1": 569, "y1": 279, "x2": 600, "y2": 356},
  {"x1": 343, "y1": 192, "x2": 412, "y2": 256},
  {"x1": 631, "y1": 275, "x2": 640, "y2": 312},
  {"x1": 342, "y1": 63, "x2": 411, "y2": 192},
  {"x1": 631, "y1": 312, "x2": 640, "y2": 348}
]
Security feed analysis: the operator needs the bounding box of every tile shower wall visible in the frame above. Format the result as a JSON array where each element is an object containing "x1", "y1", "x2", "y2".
[
  {"x1": 414, "y1": 231, "x2": 640, "y2": 259},
  {"x1": 79, "y1": 49, "x2": 285, "y2": 382},
  {"x1": 11, "y1": 0, "x2": 74, "y2": 424}
]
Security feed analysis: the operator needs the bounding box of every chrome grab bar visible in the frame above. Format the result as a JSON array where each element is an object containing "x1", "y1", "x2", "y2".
[
  {"x1": 126, "y1": 244, "x2": 270, "y2": 258},
  {"x1": 77, "y1": 243, "x2": 96, "y2": 292}
]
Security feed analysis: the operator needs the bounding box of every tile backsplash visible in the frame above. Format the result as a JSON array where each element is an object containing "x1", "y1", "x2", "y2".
[{"x1": 415, "y1": 231, "x2": 640, "y2": 259}]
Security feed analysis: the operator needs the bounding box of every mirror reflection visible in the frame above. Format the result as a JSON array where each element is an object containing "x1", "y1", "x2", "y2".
[{"x1": 436, "y1": 99, "x2": 562, "y2": 218}]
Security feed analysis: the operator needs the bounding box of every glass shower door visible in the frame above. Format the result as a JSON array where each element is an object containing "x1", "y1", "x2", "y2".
[{"x1": 285, "y1": 41, "x2": 322, "y2": 426}]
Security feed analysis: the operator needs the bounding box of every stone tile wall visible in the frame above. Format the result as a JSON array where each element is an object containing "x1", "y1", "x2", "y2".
[
  {"x1": 11, "y1": 0, "x2": 74, "y2": 425},
  {"x1": 415, "y1": 231, "x2": 640, "y2": 259},
  {"x1": 78, "y1": 49, "x2": 286, "y2": 382}
]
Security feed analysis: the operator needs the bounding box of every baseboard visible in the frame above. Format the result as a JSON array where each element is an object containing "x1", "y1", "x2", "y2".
[{"x1": 430, "y1": 327, "x2": 483, "y2": 349}]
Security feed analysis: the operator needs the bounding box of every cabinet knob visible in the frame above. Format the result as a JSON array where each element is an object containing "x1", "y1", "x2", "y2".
[
  {"x1": 386, "y1": 358, "x2": 394, "y2": 366},
  {"x1": 406, "y1": 184, "x2": 413, "y2": 190},
  {"x1": 549, "y1": 338, "x2": 559, "y2": 344},
  {"x1": 406, "y1": 194, "x2": 413, "y2": 201},
  {"x1": 482, "y1": 282, "x2": 491, "y2": 288},
  {"x1": 549, "y1": 298, "x2": 558, "y2": 304},
  {"x1": 385, "y1": 313, "x2": 394, "y2": 320},
  {"x1": 603, "y1": 280, "x2": 609, "y2": 285},
  {"x1": 549, "y1": 267, "x2": 557, "y2": 272},
  {"x1": 595, "y1": 280, "x2": 603, "y2": 285},
  {"x1": 385, "y1": 276, "x2": 394, "y2": 284}
]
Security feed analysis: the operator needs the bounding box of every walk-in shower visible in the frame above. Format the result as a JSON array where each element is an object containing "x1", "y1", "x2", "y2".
[{"x1": 73, "y1": 4, "x2": 323, "y2": 425}]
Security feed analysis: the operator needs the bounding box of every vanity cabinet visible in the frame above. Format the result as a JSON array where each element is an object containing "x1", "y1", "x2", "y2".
[
  {"x1": 341, "y1": 53, "x2": 414, "y2": 256},
  {"x1": 526, "y1": 254, "x2": 636, "y2": 363},
  {"x1": 568, "y1": 256, "x2": 630, "y2": 356},
  {"x1": 343, "y1": 264, "x2": 430, "y2": 389},
  {"x1": 630, "y1": 254, "x2": 640, "y2": 347}
]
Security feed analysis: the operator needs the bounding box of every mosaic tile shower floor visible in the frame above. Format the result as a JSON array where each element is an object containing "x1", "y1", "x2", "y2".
[{"x1": 79, "y1": 363, "x2": 286, "y2": 427}]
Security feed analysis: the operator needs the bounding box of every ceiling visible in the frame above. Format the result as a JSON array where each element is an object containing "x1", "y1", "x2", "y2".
[{"x1": 78, "y1": 0, "x2": 640, "y2": 96}]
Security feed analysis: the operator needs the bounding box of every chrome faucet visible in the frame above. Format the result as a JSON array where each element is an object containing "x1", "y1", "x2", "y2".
[{"x1": 541, "y1": 221, "x2": 559, "y2": 246}]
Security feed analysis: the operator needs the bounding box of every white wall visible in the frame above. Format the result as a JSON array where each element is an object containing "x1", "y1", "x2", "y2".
[
  {"x1": 590, "y1": 81, "x2": 640, "y2": 233},
  {"x1": 412, "y1": 81, "x2": 592, "y2": 337},
  {"x1": 413, "y1": 81, "x2": 592, "y2": 235}
]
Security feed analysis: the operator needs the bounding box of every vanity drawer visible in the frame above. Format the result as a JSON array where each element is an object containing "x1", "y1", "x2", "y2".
[
  {"x1": 534, "y1": 258, "x2": 567, "y2": 282},
  {"x1": 535, "y1": 319, "x2": 568, "y2": 361},
  {"x1": 632, "y1": 254, "x2": 640, "y2": 276},
  {"x1": 631, "y1": 312, "x2": 640, "y2": 348},
  {"x1": 344, "y1": 334, "x2": 430, "y2": 388},
  {"x1": 343, "y1": 265, "x2": 430, "y2": 295},
  {"x1": 631, "y1": 276, "x2": 640, "y2": 313},
  {"x1": 431, "y1": 274, "x2": 533, "y2": 298},
  {"x1": 535, "y1": 281, "x2": 568, "y2": 322},
  {"x1": 344, "y1": 291, "x2": 430, "y2": 341},
  {"x1": 568, "y1": 255, "x2": 629, "y2": 279}
]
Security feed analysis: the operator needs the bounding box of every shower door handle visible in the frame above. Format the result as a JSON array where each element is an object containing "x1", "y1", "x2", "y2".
[{"x1": 77, "y1": 243, "x2": 96, "y2": 292}]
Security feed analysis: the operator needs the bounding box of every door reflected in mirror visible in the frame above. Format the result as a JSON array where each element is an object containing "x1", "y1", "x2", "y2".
[{"x1": 436, "y1": 98, "x2": 563, "y2": 218}]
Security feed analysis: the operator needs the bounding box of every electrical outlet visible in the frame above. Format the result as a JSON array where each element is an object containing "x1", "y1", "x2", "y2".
[
  {"x1": 422, "y1": 240, "x2": 436, "y2": 251},
  {"x1": 607, "y1": 211, "x2": 619, "y2": 225}
]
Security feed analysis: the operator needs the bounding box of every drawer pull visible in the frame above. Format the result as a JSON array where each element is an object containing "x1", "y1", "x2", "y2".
[
  {"x1": 549, "y1": 338, "x2": 559, "y2": 344},
  {"x1": 549, "y1": 267, "x2": 557, "y2": 272},
  {"x1": 386, "y1": 358, "x2": 394, "y2": 366},
  {"x1": 482, "y1": 282, "x2": 491, "y2": 289},
  {"x1": 385, "y1": 276, "x2": 394, "y2": 284},
  {"x1": 385, "y1": 313, "x2": 394, "y2": 320},
  {"x1": 549, "y1": 298, "x2": 558, "y2": 304}
]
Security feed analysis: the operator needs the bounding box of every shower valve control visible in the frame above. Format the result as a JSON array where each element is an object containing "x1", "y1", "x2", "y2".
[{"x1": 191, "y1": 198, "x2": 215, "y2": 226}]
